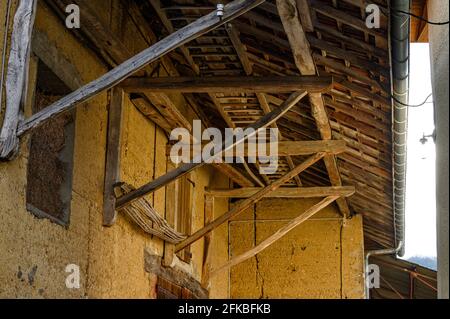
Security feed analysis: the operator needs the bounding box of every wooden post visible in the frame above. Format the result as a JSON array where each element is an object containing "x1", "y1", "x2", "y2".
[
  {"x1": 201, "y1": 195, "x2": 214, "y2": 287},
  {"x1": 115, "y1": 90, "x2": 307, "y2": 209},
  {"x1": 102, "y1": 87, "x2": 124, "y2": 226},
  {"x1": 17, "y1": 0, "x2": 267, "y2": 137},
  {"x1": 163, "y1": 160, "x2": 177, "y2": 267},
  {"x1": 210, "y1": 195, "x2": 339, "y2": 277},
  {"x1": 0, "y1": 0, "x2": 37, "y2": 160},
  {"x1": 175, "y1": 152, "x2": 327, "y2": 252}
]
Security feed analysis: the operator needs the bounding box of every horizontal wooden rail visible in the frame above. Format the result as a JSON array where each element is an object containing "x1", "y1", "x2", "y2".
[
  {"x1": 121, "y1": 75, "x2": 332, "y2": 93},
  {"x1": 167, "y1": 140, "x2": 347, "y2": 157},
  {"x1": 206, "y1": 186, "x2": 355, "y2": 198}
]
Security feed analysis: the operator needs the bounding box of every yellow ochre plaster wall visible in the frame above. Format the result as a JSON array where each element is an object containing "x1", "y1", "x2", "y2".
[{"x1": 229, "y1": 198, "x2": 365, "y2": 299}]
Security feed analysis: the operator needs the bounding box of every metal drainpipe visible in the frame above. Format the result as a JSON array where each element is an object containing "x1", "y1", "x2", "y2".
[
  {"x1": 363, "y1": 1, "x2": 411, "y2": 298},
  {"x1": 390, "y1": 0, "x2": 410, "y2": 257},
  {"x1": 365, "y1": 241, "x2": 404, "y2": 299}
]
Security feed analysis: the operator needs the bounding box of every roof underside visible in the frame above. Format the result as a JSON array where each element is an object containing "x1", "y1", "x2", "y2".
[
  {"x1": 142, "y1": 0, "x2": 394, "y2": 250},
  {"x1": 46, "y1": 0, "x2": 396, "y2": 250}
]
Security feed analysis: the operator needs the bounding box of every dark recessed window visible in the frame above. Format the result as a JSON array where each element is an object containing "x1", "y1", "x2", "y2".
[{"x1": 26, "y1": 60, "x2": 75, "y2": 227}]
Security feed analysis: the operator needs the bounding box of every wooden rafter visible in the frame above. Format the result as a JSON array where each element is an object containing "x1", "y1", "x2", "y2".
[
  {"x1": 225, "y1": 23, "x2": 302, "y2": 186},
  {"x1": 116, "y1": 91, "x2": 308, "y2": 209},
  {"x1": 16, "y1": 0, "x2": 267, "y2": 137},
  {"x1": 276, "y1": 0, "x2": 351, "y2": 217}
]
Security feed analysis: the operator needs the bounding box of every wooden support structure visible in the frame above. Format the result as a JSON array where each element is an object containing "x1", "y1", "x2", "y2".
[
  {"x1": 175, "y1": 152, "x2": 330, "y2": 253},
  {"x1": 16, "y1": 0, "x2": 267, "y2": 137},
  {"x1": 103, "y1": 87, "x2": 125, "y2": 226},
  {"x1": 121, "y1": 75, "x2": 332, "y2": 94},
  {"x1": 201, "y1": 195, "x2": 214, "y2": 287},
  {"x1": 276, "y1": 0, "x2": 351, "y2": 218},
  {"x1": 206, "y1": 186, "x2": 355, "y2": 198},
  {"x1": 167, "y1": 140, "x2": 346, "y2": 158},
  {"x1": 115, "y1": 90, "x2": 308, "y2": 209},
  {"x1": 210, "y1": 195, "x2": 339, "y2": 277},
  {"x1": 0, "y1": 0, "x2": 37, "y2": 160}
]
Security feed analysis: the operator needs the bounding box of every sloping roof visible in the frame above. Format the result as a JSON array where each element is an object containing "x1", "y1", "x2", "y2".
[
  {"x1": 141, "y1": 0, "x2": 394, "y2": 250},
  {"x1": 44, "y1": 0, "x2": 397, "y2": 251},
  {"x1": 370, "y1": 255, "x2": 437, "y2": 299}
]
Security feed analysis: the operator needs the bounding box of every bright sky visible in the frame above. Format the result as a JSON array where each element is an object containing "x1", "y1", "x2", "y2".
[{"x1": 403, "y1": 43, "x2": 437, "y2": 259}]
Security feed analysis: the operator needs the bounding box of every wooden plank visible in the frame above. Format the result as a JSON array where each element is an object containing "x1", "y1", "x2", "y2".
[
  {"x1": 130, "y1": 97, "x2": 173, "y2": 133},
  {"x1": 103, "y1": 88, "x2": 124, "y2": 226},
  {"x1": 277, "y1": 0, "x2": 352, "y2": 218},
  {"x1": 276, "y1": 0, "x2": 315, "y2": 75},
  {"x1": 201, "y1": 195, "x2": 214, "y2": 287},
  {"x1": 309, "y1": 0, "x2": 387, "y2": 40},
  {"x1": 163, "y1": 161, "x2": 177, "y2": 267},
  {"x1": 175, "y1": 152, "x2": 326, "y2": 252},
  {"x1": 313, "y1": 53, "x2": 387, "y2": 92},
  {"x1": 315, "y1": 22, "x2": 388, "y2": 59},
  {"x1": 206, "y1": 186, "x2": 355, "y2": 198},
  {"x1": 17, "y1": 0, "x2": 267, "y2": 136},
  {"x1": 296, "y1": 0, "x2": 314, "y2": 32},
  {"x1": 210, "y1": 195, "x2": 339, "y2": 276},
  {"x1": 0, "y1": 0, "x2": 37, "y2": 160},
  {"x1": 168, "y1": 140, "x2": 347, "y2": 158},
  {"x1": 115, "y1": 90, "x2": 307, "y2": 209},
  {"x1": 121, "y1": 75, "x2": 332, "y2": 94}
]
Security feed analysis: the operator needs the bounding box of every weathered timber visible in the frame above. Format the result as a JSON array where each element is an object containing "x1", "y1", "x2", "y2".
[
  {"x1": 0, "y1": 0, "x2": 37, "y2": 160},
  {"x1": 103, "y1": 88, "x2": 124, "y2": 226},
  {"x1": 121, "y1": 76, "x2": 332, "y2": 94},
  {"x1": 175, "y1": 152, "x2": 326, "y2": 252},
  {"x1": 115, "y1": 91, "x2": 308, "y2": 209},
  {"x1": 17, "y1": 0, "x2": 267, "y2": 136},
  {"x1": 205, "y1": 186, "x2": 355, "y2": 198}
]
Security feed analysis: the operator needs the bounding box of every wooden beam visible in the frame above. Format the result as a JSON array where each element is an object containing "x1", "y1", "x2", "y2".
[
  {"x1": 277, "y1": 0, "x2": 351, "y2": 218},
  {"x1": 17, "y1": 0, "x2": 267, "y2": 136},
  {"x1": 121, "y1": 75, "x2": 332, "y2": 94},
  {"x1": 210, "y1": 195, "x2": 339, "y2": 276},
  {"x1": 167, "y1": 140, "x2": 347, "y2": 158},
  {"x1": 276, "y1": 0, "x2": 315, "y2": 75},
  {"x1": 206, "y1": 186, "x2": 355, "y2": 198},
  {"x1": 103, "y1": 88, "x2": 125, "y2": 226},
  {"x1": 175, "y1": 152, "x2": 326, "y2": 252},
  {"x1": 130, "y1": 97, "x2": 173, "y2": 133},
  {"x1": 0, "y1": 0, "x2": 37, "y2": 160},
  {"x1": 115, "y1": 90, "x2": 307, "y2": 209}
]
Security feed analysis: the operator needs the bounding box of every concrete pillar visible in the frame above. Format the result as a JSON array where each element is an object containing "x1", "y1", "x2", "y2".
[{"x1": 428, "y1": 0, "x2": 449, "y2": 299}]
